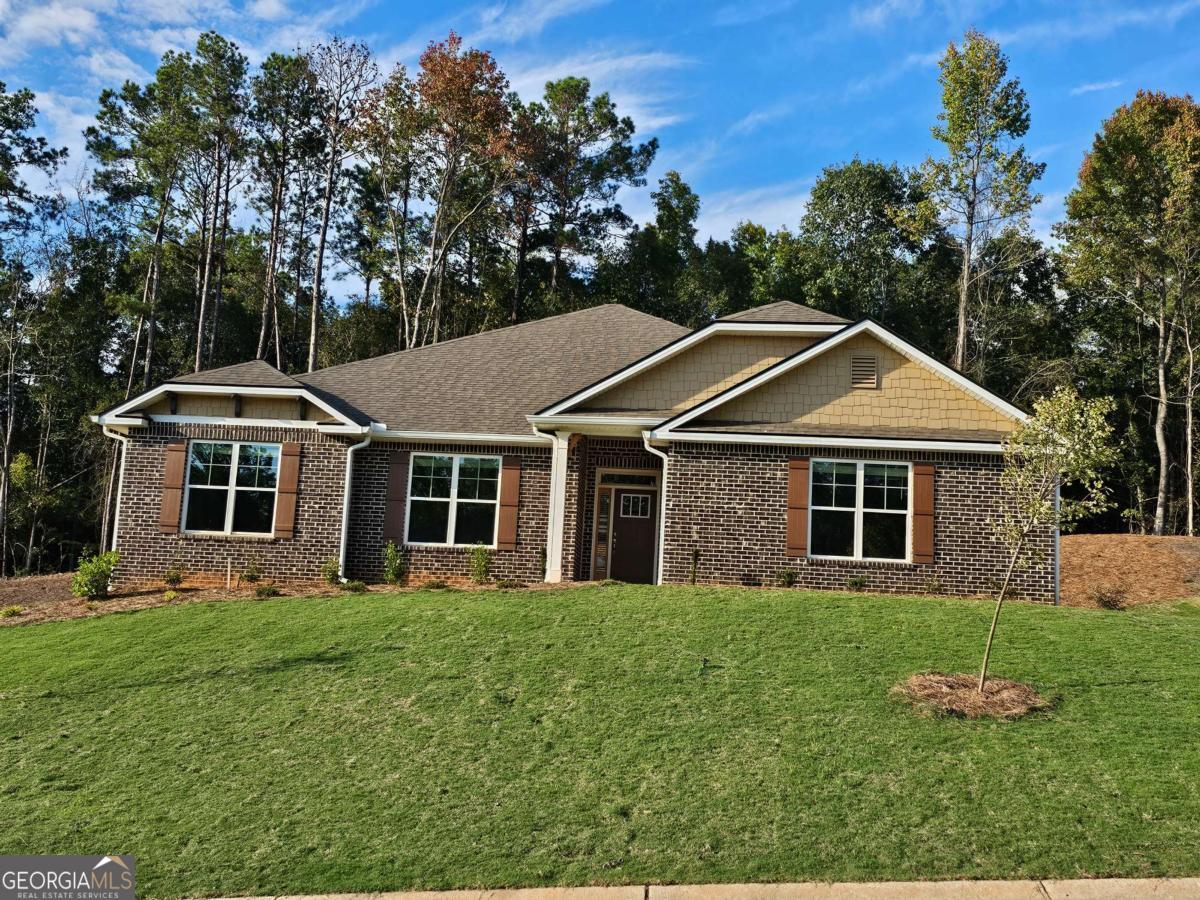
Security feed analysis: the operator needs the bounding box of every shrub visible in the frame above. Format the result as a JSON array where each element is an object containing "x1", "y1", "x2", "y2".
[
  {"x1": 422, "y1": 578, "x2": 449, "y2": 590},
  {"x1": 255, "y1": 584, "x2": 282, "y2": 599},
  {"x1": 690, "y1": 548, "x2": 701, "y2": 584},
  {"x1": 320, "y1": 557, "x2": 341, "y2": 586},
  {"x1": 923, "y1": 574, "x2": 945, "y2": 595},
  {"x1": 71, "y1": 551, "x2": 119, "y2": 600},
  {"x1": 845, "y1": 574, "x2": 869, "y2": 592},
  {"x1": 0, "y1": 604, "x2": 24, "y2": 618},
  {"x1": 496, "y1": 578, "x2": 525, "y2": 589},
  {"x1": 240, "y1": 558, "x2": 262, "y2": 585},
  {"x1": 774, "y1": 569, "x2": 797, "y2": 588},
  {"x1": 163, "y1": 564, "x2": 183, "y2": 588},
  {"x1": 1089, "y1": 585, "x2": 1127, "y2": 611},
  {"x1": 381, "y1": 540, "x2": 407, "y2": 585},
  {"x1": 469, "y1": 544, "x2": 493, "y2": 584},
  {"x1": 163, "y1": 590, "x2": 180, "y2": 602},
  {"x1": 340, "y1": 579, "x2": 367, "y2": 593},
  {"x1": 599, "y1": 579, "x2": 623, "y2": 587}
]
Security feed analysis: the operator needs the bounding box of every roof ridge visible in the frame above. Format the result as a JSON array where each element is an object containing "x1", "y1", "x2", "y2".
[
  {"x1": 173, "y1": 358, "x2": 303, "y2": 385},
  {"x1": 300, "y1": 304, "x2": 664, "y2": 380}
]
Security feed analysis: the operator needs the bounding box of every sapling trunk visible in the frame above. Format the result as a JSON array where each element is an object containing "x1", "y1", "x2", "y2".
[{"x1": 979, "y1": 536, "x2": 1023, "y2": 692}]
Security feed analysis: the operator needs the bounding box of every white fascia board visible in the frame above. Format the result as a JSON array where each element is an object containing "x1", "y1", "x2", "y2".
[
  {"x1": 661, "y1": 319, "x2": 1028, "y2": 432},
  {"x1": 538, "y1": 321, "x2": 847, "y2": 417},
  {"x1": 374, "y1": 429, "x2": 552, "y2": 446},
  {"x1": 649, "y1": 429, "x2": 1006, "y2": 454},
  {"x1": 528, "y1": 414, "x2": 664, "y2": 428},
  {"x1": 103, "y1": 382, "x2": 361, "y2": 429}
]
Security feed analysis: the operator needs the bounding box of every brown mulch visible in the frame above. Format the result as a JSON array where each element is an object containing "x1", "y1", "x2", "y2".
[
  {"x1": 1061, "y1": 533, "x2": 1200, "y2": 608},
  {"x1": 892, "y1": 672, "x2": 1050, "y2": 719},
  {"x1": 0, "y1": 573, "x2": 573, "y2": 628}
]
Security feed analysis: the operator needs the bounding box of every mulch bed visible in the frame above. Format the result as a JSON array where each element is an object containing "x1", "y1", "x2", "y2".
[
  {"x1": 1060, "y1": 533, "x2": 1200, "y2": 608},
  {"x1": 892, "y1": 672, "x2": 1050, "y2": 719}
]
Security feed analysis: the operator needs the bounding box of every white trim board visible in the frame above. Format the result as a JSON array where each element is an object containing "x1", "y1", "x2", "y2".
[
  {"x1": 374, "y1": 429, "x2": 552, "y2": 446},
  {"x1": 537, "y1": 321, "x2": 846, "y2": 417},
  {"x1": 655, "y1": 319, "x2": 1028, "y2": 435},
  {"x1": 95, "y1": 382, "x2": 361, "y2": 430},
  {"x1": 646, "y1": 430, "x2": 1006, "y2": 454}
]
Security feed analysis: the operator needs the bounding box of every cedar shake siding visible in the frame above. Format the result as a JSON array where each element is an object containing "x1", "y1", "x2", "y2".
[
  {"x1": 112, "y1": 424, "x2": 352, "y2": 589},
  {"x1": 660, "y1": 442, "x2": 1055, "y2": 601},
  {"x1": 346, "y1": 442, "x2": 552, "y2": 584}
]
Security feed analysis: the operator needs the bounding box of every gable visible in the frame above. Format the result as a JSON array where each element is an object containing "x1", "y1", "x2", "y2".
[
  {"x1": 689, "y1": 332, "x2": 1019, "y2": 436},
  {"x1": 574, "y1": 334, "x2": 818, "y2": 414}
]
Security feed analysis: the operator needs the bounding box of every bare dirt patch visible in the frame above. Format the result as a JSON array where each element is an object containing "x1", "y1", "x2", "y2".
[
  {"x1": 893, "y1": 672, "x2": 1050, "y2": 719},
  {"x1": 1061, "y1": 533, "x2": 1200, "y2": 608}
]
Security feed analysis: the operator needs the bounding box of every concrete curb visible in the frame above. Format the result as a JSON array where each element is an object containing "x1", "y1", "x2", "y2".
[{"x1": 218, "y1": 878, "x2": 1200, "y2": 900}]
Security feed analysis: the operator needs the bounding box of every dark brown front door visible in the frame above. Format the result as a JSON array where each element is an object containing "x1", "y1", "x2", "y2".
[{"x1": 610, "y1": 489, "x2": 655, "y2": 583}]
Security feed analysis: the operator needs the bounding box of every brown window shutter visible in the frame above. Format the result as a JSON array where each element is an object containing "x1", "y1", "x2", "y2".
[
  {"x1": 912, "y1": 463, "x2": 935, "y2": 564},
  {"x1": 786, "y1": 456, "x2": 810, "y2": 557},
  {"x1": 381, "y1": 450, "x2": 409, "y2": 541},
  {"x1": 497, "y1": 455, "x2": 522, "y2": 551},
  {"x1": 273, "y1": 442, "x2": 301, "y2": 538},
  {"x1": 159, "y1": 439, "x2": 188, "y2": 534}
]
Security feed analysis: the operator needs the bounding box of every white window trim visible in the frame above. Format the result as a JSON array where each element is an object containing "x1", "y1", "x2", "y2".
[
  {"x1": 808, "y1": 459, "x2": 912, "y2": 563},
  {"x1": 404, "y1": 452, "x2": 502, "y2": 549},
  {"x1": 181, "y1": 440, "x2": 281, "y2": 537},
  {"x1": 619, "y1": 493, "x2": 652, "y2": 518}
]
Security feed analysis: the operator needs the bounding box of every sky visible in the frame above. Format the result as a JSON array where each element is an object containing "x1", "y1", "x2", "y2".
[{"x1": 2, "y1": 0, "x2": 1199, "y2": 244}]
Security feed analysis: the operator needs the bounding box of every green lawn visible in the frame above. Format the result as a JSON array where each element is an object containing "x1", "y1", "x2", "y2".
[{"x1": 3, "y1": 586, "x2": 1199, "y2": 898}]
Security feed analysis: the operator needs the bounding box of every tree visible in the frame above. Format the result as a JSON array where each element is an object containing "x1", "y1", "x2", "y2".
[
  {"x1": 306, "y1": 37, "x2": 377, "y2": 371},
  {"x1": 911, "y1": 30, "x2": 1044, "y2": 372},
  {"x1": 980, "y1": 387, "x2": 1115, "y2": 690},
  {"x1": 0, "y1": 83, "x2": 66, "y2": 236},
  {"x1": 1058, "y1": 91, "x2": 1200, "y2": 535}
]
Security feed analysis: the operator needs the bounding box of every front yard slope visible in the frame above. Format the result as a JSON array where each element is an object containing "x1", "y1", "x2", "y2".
[{"x1": 2, "y1": 586, "x2": 1198, "y2": 897}]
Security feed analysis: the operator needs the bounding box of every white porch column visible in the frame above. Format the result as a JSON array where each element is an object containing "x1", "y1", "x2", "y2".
[{"x1": 544, "y1": 430, "x2": 572, "y2": 583}]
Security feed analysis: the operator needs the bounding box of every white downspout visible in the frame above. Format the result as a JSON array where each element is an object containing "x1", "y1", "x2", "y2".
[
  {"x1": 338, "y1": 430, "x2": 373, "y2": 581},
  {"x1": 544, "y1": 431, "x2": 571, "y2": 583},
  {"x1": 1053, "y1": 480, "x2": 1061, "y2": 606},
  {"x1": 102, "y1": 427, "x2": 130, "y2": 552},
  {"x1": 642, "y1": 432, "x2": 669, "y2": 586}
]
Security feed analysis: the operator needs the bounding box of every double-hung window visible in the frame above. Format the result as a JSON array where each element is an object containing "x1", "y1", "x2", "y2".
[
  {"x1": 809, "y1": 460, "x2": 910, "y2": 561},
  {"x1": 184, "y1": 441, "x2": 280, "y2": 535},
  {"x1": 406, "y1": 454, "x2": 500, "y2": 546}
]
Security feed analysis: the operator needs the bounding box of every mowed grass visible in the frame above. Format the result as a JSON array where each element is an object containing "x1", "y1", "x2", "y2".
[{"x1": 2, "y1": 586, "x2": 1199, "y2": 898}]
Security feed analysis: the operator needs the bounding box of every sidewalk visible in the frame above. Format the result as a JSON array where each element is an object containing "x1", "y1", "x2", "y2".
[{"x1": 224, "y1": 878, "x2": 1200, "y2": 899}]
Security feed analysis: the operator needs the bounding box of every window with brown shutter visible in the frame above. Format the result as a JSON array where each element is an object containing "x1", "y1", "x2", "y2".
[
  {"x1": 382, "y1": 450, "x2": 409, "y2": 541},
  {"x1": 497, "y1": 455, "x2": 522, "y2": 550},
  {"x1": 273, "y1": 442, "x2": 301, "y2": 538},
  {"x1": 786, "y1": 456, "x2": 810, "y2": 557},
  {"x1": 159, "y1": 439, "x2": 188, "y2": 533},
  {"x1": 912, "y1": 463, "x2": 935, "y2": 563}
]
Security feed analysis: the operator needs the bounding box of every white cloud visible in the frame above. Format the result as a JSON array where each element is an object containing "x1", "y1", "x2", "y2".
[
  {"x1": 1069, "y1": 79, "x2": 1123, "y2": 96},
  {"x1": 0, "y1": 1, "x2": 106, "y2": 65},
  {"x1": 712, "y1": 0, "x2": 796, "y2": 27},
  {"x1": 843, "y1": 48, "x2": 941, "y2": 97},
  {"x1": 247, "y1": 0, "x2": 289, "y2": 20},
  {"x1": 850, "y1": 0, "x2": 921, "y2": 30},
  {"x1": 470, "y1": 0, "x2": 609, "y2": 44},
  {"x1": 505, "y1": 48, "x2": 692, "y2": 131},
  {"x1": 85, "y1": 46, "x2": 150, "y2": 84},
  {"x1": 34, "y1": 91, "x2": 96, "y2": 169},
  {"x1": 726, "y1": 102, "x2": 793, "y2": 137},
  {"x1": 994, "y1": 0, "x2": 1200, "y2": 46},
  {"x1": 694, "y1": 178, "x2": 814, "y2": 242}
]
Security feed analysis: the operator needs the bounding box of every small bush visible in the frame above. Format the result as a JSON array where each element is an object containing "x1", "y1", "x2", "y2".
[
  {"x1": 240, "y1": 558, "x2": 262, "y2": 585},
  {"x1": 163, "y1": 564, "x2": 183, "y2": 588},
  {"x1": 599, "y1": 578, "x2": 623, "y2": 587},
  {"x1": 496, "y1": 578, "x2": 525, "y2": 589},
  {"x1": 320, "y1": 557, "x2": 341, "y2": 586},
  {"x1": 255, "y1": 584, "x2": 282, "y2": 599},
  {"x1": 422, "y1": 578, "x2": 449, "y2": 590},
  {"x1": 845, "y1": 574, "x2": 869, "y2": 592},
  {"x1": 340, "y1": 579, "x2": 367, "y2": 593},
  {"x1": 774, "y1": 569, "x2": 797, "y2": 588},
  {"x1": 71, "y1": 551, "x2": 119, "y2": 600},
  {"x1": 162, "y1": 589, "x2": 180, "y2": 602},
  {"x1": 923, "y1": 574, "x2": 945, "y2": 595},
  {"x1": 381, "y1": 541, "x2": 407, "y2": 585},
  {"x1": 1089, "y1": 585, "x2": 1127, "y2": 611},
  {"x1": 469, "y1": 544, "x2": 493, "y2": 584},
  {"x1": 690, "y1": 548, "x2": 701, "y2": 584},
  {"x1": 0, "y1": 604, "x2": 24, "y2": 618}
]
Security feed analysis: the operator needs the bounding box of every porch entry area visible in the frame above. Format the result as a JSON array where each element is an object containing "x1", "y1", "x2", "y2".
[{"x1": 591, "y1": 469, "x2": 659, "y2": 583}]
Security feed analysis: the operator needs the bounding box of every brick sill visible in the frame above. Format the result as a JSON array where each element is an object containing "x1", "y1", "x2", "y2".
[
  {"x1": 177, "y1": 532, "x2": 280, "y2": 543},
  {"x1": 801, "y1": 557, "x2": 918, "y2": 571}
]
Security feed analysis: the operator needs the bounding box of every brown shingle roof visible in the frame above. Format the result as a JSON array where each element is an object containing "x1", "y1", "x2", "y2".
[
  {"x1": 298, "y1": 305, "x2": 689, "y2": 435},
  {"x1": 171, "y1": 359, "x2": 303, "y2": 388},
  {"x1": 719, "y1": 300, "x2": 849, "y2": 325}
]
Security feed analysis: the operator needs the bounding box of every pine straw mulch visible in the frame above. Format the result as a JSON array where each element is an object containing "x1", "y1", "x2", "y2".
[{"x1": 892, "y1": 672, "x2": 1052, "y2": 720}]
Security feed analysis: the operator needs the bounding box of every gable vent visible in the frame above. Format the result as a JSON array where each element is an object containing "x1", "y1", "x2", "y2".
[{"x1": 850, "y1": 354, "x2": 878, "y2": 389}]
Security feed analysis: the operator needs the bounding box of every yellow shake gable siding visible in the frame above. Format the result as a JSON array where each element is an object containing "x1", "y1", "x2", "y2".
[
  {"x1": 698, "y1": 334, "x2": 1018, "y2": 433},
  {"x1": 144, "y1": 395, "x2": 304, "y2": 419},
  {"x1": 582, "y1": 334, "x2": 817, "y2": 413}
]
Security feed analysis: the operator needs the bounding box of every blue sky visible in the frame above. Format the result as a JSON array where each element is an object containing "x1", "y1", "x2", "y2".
[{"x1": 3, "y1": 0, "x2": 1199, "y2": 243}]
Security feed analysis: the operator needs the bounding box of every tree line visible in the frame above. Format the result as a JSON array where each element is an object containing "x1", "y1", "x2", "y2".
[{"x1": 0, "y1": 27, "x2": 1197, "y2": 575}]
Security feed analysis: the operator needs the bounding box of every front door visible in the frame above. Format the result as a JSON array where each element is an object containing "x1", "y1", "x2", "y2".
[{"x1": 609, "y1": 489, "x2": 655, "y2": 583}]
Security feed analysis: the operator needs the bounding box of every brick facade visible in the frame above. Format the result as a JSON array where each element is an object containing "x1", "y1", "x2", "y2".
[
  {"x1": 346, "y1": 441, "x2": 552, "y2": 584},
  {"x1": 659, "y1": 442, "x2": 1056, "y2": 601},
  {"x1": 112, "y1": 424, "x2": 352, "y2": 589}
]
